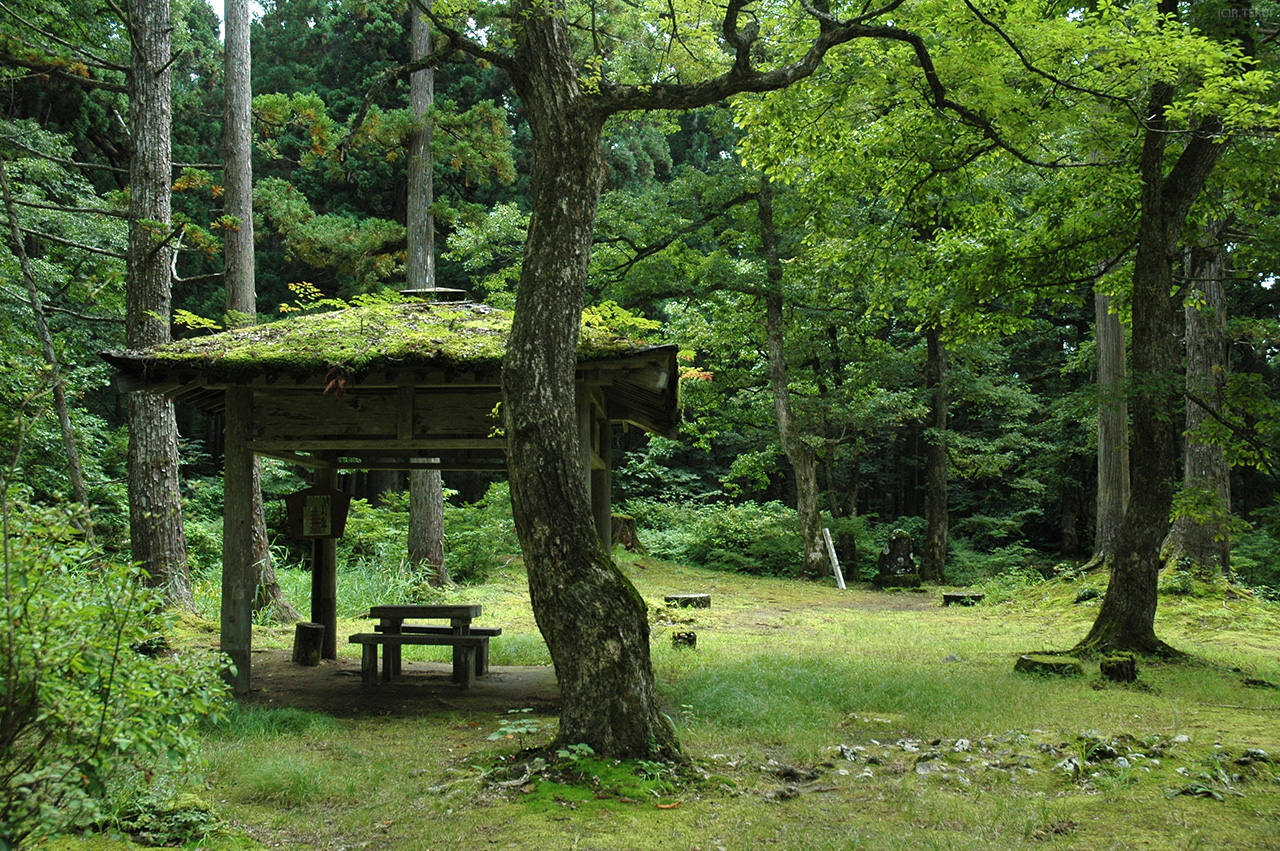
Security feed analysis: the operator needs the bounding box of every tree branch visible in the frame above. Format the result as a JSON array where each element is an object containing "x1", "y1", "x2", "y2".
[
  {"x1": 0, "y1": 0, "x2": 127, "y2": 71},
  {"x1": 1185, "y1": 390, "x2": 1276, "y2": 476},
  {"x1": 17, "y1": 226, "x2": 125, "y2": 258},
  {"x1": 11, "y1": 197, "x2": 128, "y2": 219}
]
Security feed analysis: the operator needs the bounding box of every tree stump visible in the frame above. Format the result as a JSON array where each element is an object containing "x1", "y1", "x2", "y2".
[
  {"x1": 1101, "y1": 653, "x2": 1137, "y2": 683},
  {"x1": 1013, "y1": 654, "x2": 1083, "y2": 677},
  {"x1": 611, "y1": 513, "x2": 647, "y2": 554},
  {"x1": 664, "y1": 593, "x2": 710, "y2": 608},
  {"x1": 292, "y1": 622, "x2": 325, "y2": 666}
]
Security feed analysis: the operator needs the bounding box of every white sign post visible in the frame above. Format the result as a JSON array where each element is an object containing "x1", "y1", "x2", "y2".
[{"x1": 823, "y1": 527, "x2": 846, "y2": 590}]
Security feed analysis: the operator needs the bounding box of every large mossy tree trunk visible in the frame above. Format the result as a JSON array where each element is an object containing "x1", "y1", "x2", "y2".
[
  {"x1": 501, "y1": 12, "x2": 677, "y2": 759},
  {"x1": 1076, "y1": 72, "x2": 1223, "y2": 656},
  {"x1": 126, "y1": 0, "x2": 192, "y2": 610},
  {"x1": 759, "y1": 180, "x2": 826, "y2": 580},
  {"x1": 920, "y1": 324, "x2": 949, "y2": 585}
]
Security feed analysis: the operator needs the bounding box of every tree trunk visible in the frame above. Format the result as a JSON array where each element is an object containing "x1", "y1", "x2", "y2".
[
  {"x1": 224, "y1": 0, "x2": 299, "y2": 623},
  {"x1": 759, "y1": 179, "x2": 825, "y2": 579},
  {"x1": 0, "y1": 158, "x2": 92, "y2": 533},
  {"x1": 1076, "y1": 70, "x2": 1224, "y2": 655},
  {"x1": 1163, "y1": 235, "x2": 1230, "y2": 577},
  {"x1": 404, "y1": 3, "x2": 449, "y2": 586},
  {"x1": 1090, "y1": 289, "x2": 1130, "y2": 567},
  {"x1": 920, "y1": 325, "x2": 948, "y2": 584},
  {"x1": 126, "y1": 0, "x2": 191, "y2": 609},
  {"x1": 409, "y1": 467, "x2": 449, "y2": 585},
  {"x1": 502, "y1": 13, "x2": 677, "y2": 759}
]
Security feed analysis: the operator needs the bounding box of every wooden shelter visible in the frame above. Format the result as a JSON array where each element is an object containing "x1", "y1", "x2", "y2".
[{"x1": 105, "y1": 300, "x2": 680, "y2": 693}]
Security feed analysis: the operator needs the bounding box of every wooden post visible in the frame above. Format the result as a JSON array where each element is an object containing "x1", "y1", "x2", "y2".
[
  {"x1": 575, "y1": 389, "x2": 612, "y2": 549},
  {"x1": 221, "y1": 386, "x2": 254, "y2": 694},
  {"x1": 312, "y1": 461, "x2": 339, "y2": 660},
  {"x1": 592, "y1": 419, "x2": 612, "y2": 549},
  {"x1": 823, "y1": 527, "x2": 846, "y2": 590}
]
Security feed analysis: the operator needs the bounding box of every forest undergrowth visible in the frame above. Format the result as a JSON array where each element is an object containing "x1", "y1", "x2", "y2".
[{"x1": 37, "y1": 549, "x2": 1280, "y2": 851}]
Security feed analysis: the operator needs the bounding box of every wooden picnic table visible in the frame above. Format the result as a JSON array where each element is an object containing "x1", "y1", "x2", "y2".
[{"x1": 348, "y1": 604, "x2": 500, "y2": 689}]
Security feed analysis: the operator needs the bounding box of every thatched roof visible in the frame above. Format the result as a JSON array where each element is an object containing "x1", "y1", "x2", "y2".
[{"x1": 104, "y1": 300, "x2": 681, "y2": 443}]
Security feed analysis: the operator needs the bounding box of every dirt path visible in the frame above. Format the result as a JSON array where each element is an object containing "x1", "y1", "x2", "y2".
[{"x1": 242, "y1": 650, "x2": 560, "y2": 718}]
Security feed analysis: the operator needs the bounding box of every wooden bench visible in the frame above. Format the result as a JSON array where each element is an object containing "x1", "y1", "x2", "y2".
[
  {"x1": 373, "y1": 624, "x2": 502, "y2": 676},
  {"x1": 348, "y1": 633, "x2": 490, "y2": 689}
]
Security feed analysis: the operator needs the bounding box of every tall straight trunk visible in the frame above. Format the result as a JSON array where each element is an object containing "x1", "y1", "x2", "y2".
[
  {"x1": 759, "y1": 179, "x2": 825, "y2": 579},
  {"x1": 501, "y1": 14, "x2": 677, "y2": 758},
  {"x1": 223, "y1": 0, "x2": 299, "y2": 622},
  {"x1": 405, "y1": 3, "x2": 449, "y2": 584},
  {"x1": 920, "y1": 325, "x2": 948, "y2": 584},
  {"x1": 126, "y1": 0, "x2": 191, "y2": 609},
  {"x1": 1164, "y1": 237, "x2": 1230, "y2": 577},
  {"x1": 1077, "y1": 69, "x2": 1224, "y2": 655},
  {"x1": 1091, "y1": 289, "x2": 1130, "y2": 565},
  {"x1": 0, "y1": 158, "x2": 92, "y2": 532}
]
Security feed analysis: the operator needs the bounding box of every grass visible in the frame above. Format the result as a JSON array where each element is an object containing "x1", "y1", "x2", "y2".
[{"x1": 149, "y1": 554, "x2": 1280, "y2": 849}]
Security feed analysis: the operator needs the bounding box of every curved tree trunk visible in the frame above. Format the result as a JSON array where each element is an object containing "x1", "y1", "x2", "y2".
[
  {"x1": 224, "y1": 0, "x2": 299, "y2": 623},
  {"x1": 920, "y1": 325, "x2": 948, "y2": 585},
  {"x1": 1163, "y1": 235, "x2": 1230, "y2": 578},
  {"x1": 759, "y1": 179, "x2": 825, "y2": 579},
  {"x1": 1089, "y1": 289, "x2": 1130, "y2": 569},
  {"x1": 126, "y1": 0, "x2": 192, "y2": 609},
  {"x1": 502, "y1": 12, "x2": 678, "y2": 759}
]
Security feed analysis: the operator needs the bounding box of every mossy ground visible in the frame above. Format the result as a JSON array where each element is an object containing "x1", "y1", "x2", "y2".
[{"x1": 64, "y1": 557, "x2": 1280, "y2": 850}]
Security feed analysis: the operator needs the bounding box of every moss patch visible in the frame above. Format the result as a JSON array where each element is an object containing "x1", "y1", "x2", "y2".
[{"x1": 124, "y1": 301, "x2": 656, "y2": 382}]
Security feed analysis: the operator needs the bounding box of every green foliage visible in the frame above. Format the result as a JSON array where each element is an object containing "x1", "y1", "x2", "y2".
[
  {"x1": 443, "y1": 481, "x2": 519, "y2": 584},
  {"x1": 0, "y1": 502, "x2": 230, "y2": 847},
  {"x1": 949, "y1": 538, "x2": 1052, "y2": 593},
  {"x1": 202, "y1": 706, "x2": 341, "y2": 741},
  {"x1": 1232, "y1": 524, "x2": 1280, "y2": 600},
  {"x1": 625, "y1": 499, "x2": 803, "y2": 577}
]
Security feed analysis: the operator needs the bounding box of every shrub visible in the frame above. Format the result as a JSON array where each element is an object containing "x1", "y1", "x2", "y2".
[
  {"x1": 625, "y1": 499, "x2": 804, "y2": 577},
  {"x1": 1232, "y1": 527, "x2": 1280, "y2": 600},
  {"x1": 0, "y1": 502, "x2": 230, "y2": 847}
]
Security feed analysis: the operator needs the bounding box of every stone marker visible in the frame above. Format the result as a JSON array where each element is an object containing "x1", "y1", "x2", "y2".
[{"x1": 873, "y1": 529, "x2": 920, "y2": 588}]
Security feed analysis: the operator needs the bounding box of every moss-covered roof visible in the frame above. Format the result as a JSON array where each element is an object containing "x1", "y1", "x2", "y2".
[{"x1": 106, "y1": 300, "x2": 658, "y2": 383}]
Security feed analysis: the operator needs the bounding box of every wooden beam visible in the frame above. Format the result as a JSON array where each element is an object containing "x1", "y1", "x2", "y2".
[
  {"x1": 221, "y1": 385, "x2": 255, "y2": 695},
  {"x1": 312, "y1": 459, "x2": 338, "y2": 660},
  {"x1": 247, "y1": 437, "x2": 505, "y2": 453}
]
